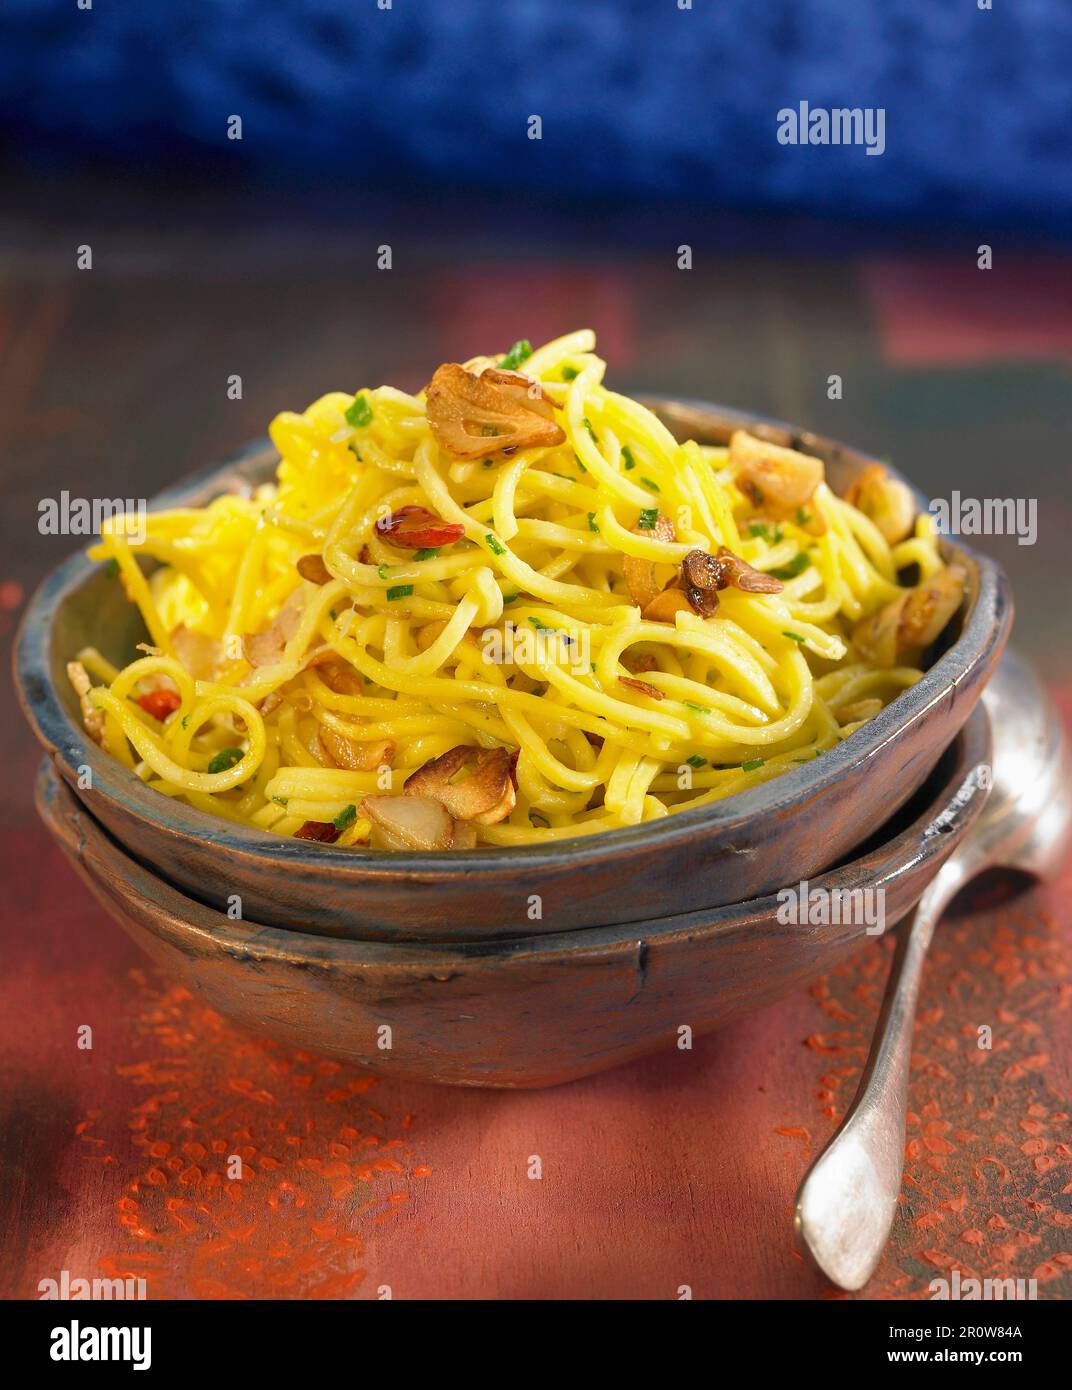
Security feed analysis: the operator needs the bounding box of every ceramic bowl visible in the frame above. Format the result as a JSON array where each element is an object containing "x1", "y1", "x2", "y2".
[
  {"x1": 33, "y1": 704, "x2": 990, "y2": 1088},
  {"x1": 16, "y1": 399, "x2": 1011, "y2": 942}
]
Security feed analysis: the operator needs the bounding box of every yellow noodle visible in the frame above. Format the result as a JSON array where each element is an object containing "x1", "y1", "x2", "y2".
[{"x1": 74, "y1": 330, "x2": 947, "y2": 847}]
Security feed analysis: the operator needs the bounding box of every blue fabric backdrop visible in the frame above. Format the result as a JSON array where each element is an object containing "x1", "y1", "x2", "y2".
[{"x1": 3, "y1": 0, "x2": 1070, "y2": 231}]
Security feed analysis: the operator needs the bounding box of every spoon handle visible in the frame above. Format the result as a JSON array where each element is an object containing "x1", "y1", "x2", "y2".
[{"x1": 794, "y1": 854, "x2": 967, "y2": 1290}]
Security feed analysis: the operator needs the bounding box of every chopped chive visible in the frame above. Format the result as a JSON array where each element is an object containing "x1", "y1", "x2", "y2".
[
  {"x1": 741, "y1": 758, "x2": 765, "y2": 772},
  {"x1": 748, "y1": 522, "x2": 770, "y2": 540},
  {"x1": 528, "y1": 616, "x2": 550, "y2": 631},
  {"x1": 795, "y1": 506, "x2": 810, "y2": 525},
  {"x1": 387, "y1": 584, "x2": 413, "y2": 601},
  {"x1": 502, "y1": 593, "x2": 520, "y2": 604},
  {"x1": 333, "y1": 803, "x2": 357, "y2": 832},
  {"x1": 345, "y1": 393, "x2": 372, "y2": 428},
  {"x1": 561, "y1": 365, "x2": 578, "y2": 381},
  {"x1": 272, "y1": 795, "x2": 289, "y2": 807},
  {"x1": 207, "y1": 747, "x2": 244, "y2": 775},
  {"x1": 500, "y1": 339, "x2": 532, "y2": 370},
  {"x1": 377, "y1": 563, "x2": 389, "y2": 580},
  {"x1": 483, "y1": 458, "x2": 494, "y2": 468},
  {"x1": 640, "y1": 476, "x2": 661, "y2": 493},
  {"x1": 485, "y1": 534, "x2": 506, "y2": 556},
  {"x1": 684, "y1": 701, "x2": 711, "y2": 715},
  {"x1": 573, "y1": 453, "x2": 587, "y2": 474},
  {"x1": 637, "y1": 507, "x2": 659, "y2": 530},
  {"x1": 686, "y1": 755, "x2": 707, "y2": 769},
  {"x1": 480, "y1": 423, "x2": 500, "y2": 437},
  {"x1": 587, "y1": 512, "x2": 599, "y2": 533},
  {"x1": 621, "y1": 446, "x2": 636, "y2": 471},
  {"x1": 771, "y1": 553, "x2": 811, "y2": 580},
  {"x1": 582, "y1": 417, "x2": 597, "y2": 440},
  {"x1": 782, "y1": 630, "x2": 805, "y2": 643},
  {"x1": 413, "y1": 547, "x2": 439, "y2": 561},
  {"x1": 104, "y1": 557, "x2": 119, "y2": 578}
]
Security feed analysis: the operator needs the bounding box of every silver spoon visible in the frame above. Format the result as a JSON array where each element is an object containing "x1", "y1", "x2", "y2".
[{"x1": 795, "y1": 649, "x2": 1072, "y2": 1290}]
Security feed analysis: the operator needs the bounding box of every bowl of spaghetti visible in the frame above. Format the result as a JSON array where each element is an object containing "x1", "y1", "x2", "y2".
[{"x1": 16, "y1": 330, "x2": 1011, "y2": 940}]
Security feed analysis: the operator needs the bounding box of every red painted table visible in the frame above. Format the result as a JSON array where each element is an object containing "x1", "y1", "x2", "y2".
[{"x1": 2, "y1": 808, "x2": 1069, "y2": 1300}]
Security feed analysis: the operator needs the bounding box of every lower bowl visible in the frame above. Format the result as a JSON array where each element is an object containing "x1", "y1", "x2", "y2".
[{"x1": 34, "y1": 705, "x2": 990, "y2": 1088}]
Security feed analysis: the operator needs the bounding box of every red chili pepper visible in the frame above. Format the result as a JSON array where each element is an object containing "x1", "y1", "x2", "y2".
[
  {"x1": 137, "y1": 688, "x2": 182, "y2": 721},
  {"x1": 375, "y1": 506, "x2": 464, "y2": 549},
  {"x1": 294, "y1": 821, "x2": 341, "y2": 844}
]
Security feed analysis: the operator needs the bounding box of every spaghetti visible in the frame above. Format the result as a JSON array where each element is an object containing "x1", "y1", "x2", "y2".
[{"x1": 73, "y1": 330, "x2": 966, "y2": 850}]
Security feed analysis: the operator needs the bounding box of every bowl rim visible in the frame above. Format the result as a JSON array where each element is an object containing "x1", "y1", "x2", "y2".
[
  {"x1": 15, "y1": 396, "x2": 1012, "y2": 881},
  {"x1": 35, "y1": 701, "x2": 992, "y2": 962}
]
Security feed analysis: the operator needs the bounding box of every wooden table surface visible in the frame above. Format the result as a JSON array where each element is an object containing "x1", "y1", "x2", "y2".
[{"x1": 2, "y1": 183, "x2": 1070, "y2": 1299}]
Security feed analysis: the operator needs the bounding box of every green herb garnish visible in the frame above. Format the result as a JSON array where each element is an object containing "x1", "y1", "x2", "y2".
[
  {"x1": 741, "y1": 758, "x2": 765, "y2": 772},
  {"x1": 486, "y1": 534, "x2": 506, "y2": 556},
  {"x1": 104, "y1": 557, "x2": 119, "y2": 578},
  {"x1": 686, "y1": 755, "x2": 707, "y2": 769},
  {"x1": 561, "y1": 365, "x2": 578, "y2": 381},
  {"x1": 387, "y1": 584, "x2": 414, "y2": 601},
  {"x1": 333, "y1": 804, "x2": 357, "y2": 833},
  {"x1": 208, "y1": 747, "x2": 244, "y2": 775},
  {"x1": 500, "y1": 339, "x2": 533, "y2": 370},
  {"x1": 637, "y1": 508, "x2": 659, "y2": 530},
  {"x1": 640, "y1": 477, "x2": 661, "y2": 493},
  {"x1": 413, "y1": 547, "x2": 439, "y2": 561},
  {"x1": 345, "y1": 393, "x2": 372, "y2": 428},
  {"x1": 782, "y1": 631, "x2": 805, "y2": 643},
  {"x1": 684, "y1": 701, "x2": 711, "y2": 715},
  {"x1": 771, "y1": 553, "x2": 811, "y2": 580},
  {"x1": 622, "y1": 446, "x2": 636, "y2": 471},
  {"x1": 587, "y1": 512, "x2": 599, "y2": 533}
]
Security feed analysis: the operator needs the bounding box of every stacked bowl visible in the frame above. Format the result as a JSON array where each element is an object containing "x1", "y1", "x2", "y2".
[{"x1": 16, "y1": 400, "x2": 1011, "y2": 1087}]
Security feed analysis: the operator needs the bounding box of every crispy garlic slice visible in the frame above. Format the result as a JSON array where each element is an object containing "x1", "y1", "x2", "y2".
[
  {"x1": 853, "y1": 564, "x2": 967, "y2": 666},
  {"x1": 425, "y1": 363, "x2": 565, "y2": 460},
  {"x1": 730, "y1": 429, "x2": 826, "y2": 532}
]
